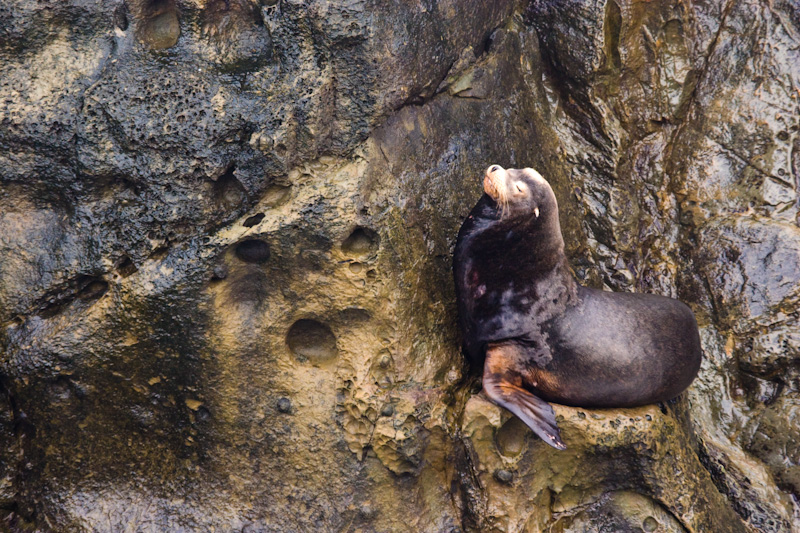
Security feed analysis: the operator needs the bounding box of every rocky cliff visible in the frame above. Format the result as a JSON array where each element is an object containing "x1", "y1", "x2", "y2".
[{"x1": 1, "y1": 0, "x2": 799, "y2": 531}]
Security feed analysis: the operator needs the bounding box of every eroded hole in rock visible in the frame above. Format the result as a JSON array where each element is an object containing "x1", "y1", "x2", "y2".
[
  {"x1": 338, "y1": 307, "x2": 371, "y2": 323},
  {"x1": 341, "y1": 227, "x2": 380, "y2": 259},
  {"x1": 39, "y1": 275, "x2": 108, "y2": 318},
  {"x1": 662, "y1": 19, "x2": 684, "y2": 46},
  {"x1": 603, "y1": 0, "x2": 622, "y2": 71},
  {"x1": 115, "y1": 256, "x2": 138, "y2": 277},
  {"x1": 77, "y1": 278, "x2": 109, "y2": 302},
  {"x1": 479, "y1": 30, "x2": 495, "y2": 56},
  {"x1": 213, "y1": 164, "x2": 246, "y2": 209},
  {"x1": 493, "y1": 469, "x2": 513, "y2": 484},
  {"x1": 211, "y1": 264, "x2": 228, "y2": 281},
  {"x1": 263, "y1": 184, "x2": 291, "y2": 207},
  {"x1": 149, "y1": 245, "x2": 170, "y2": 261},
  {"x1": 234, "y1": 239, "x2": 270, "y2": 264},
  {"x1": 243, "y1": 213, "x2": 265, "y2": 227},
  {"x1": 378, "y1": 353, "x2": 392, "y2": 369},
  {"x1": 286, "y1": 319, "x2": 338, "y2": 362},
  {"x1": 134, "y1": 0, "x2": 181, "y2": 50},
  {"x1": 277, "y1": 397, "x2": 292, "y2": 413},
  {"x1": 203, "y1": 0, "x2": 265, "y2": 34},
  {"x1": 195, "y1": 406, "x2": 211, "y2": 423},
  {"x1": 495, "y1": 416, "x2": 527, "y2": 458},
  {"x1": 114, "y1": 2, "x2": 129, "y2": 30},
  {"x1": 49, "y1": 377, "x2": 73, "y2": 401},
  {"x1": 39, "y1": 299, "x2": 67, "y2": 319}
]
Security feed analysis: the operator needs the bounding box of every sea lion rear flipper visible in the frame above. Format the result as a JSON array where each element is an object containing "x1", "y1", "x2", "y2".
[{"x1": 482, "y1": 345, "x2": 566, "y2": 450}]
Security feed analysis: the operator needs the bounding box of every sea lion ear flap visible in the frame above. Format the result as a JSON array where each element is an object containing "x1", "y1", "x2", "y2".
[{"x1": 482, "y1": 347, "x2": 566, "y2": 450}]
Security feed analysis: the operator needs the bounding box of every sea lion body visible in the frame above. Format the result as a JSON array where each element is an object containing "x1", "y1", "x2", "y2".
[
  {"x1": 537, "y1": 287, "x2": 701, "y2": 407},
  {"x1": 453, "y1": 166, "x2": 702, "y2": 449}
]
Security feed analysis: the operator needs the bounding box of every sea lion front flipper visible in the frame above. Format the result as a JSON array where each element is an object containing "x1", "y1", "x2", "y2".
[{"x1": 482, "y1": 344, "x2": 566, "y2": 450}]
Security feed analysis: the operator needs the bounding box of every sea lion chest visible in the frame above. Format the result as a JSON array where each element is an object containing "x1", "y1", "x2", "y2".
[{"x1": 457, "y1": 250, "x2": 572, "y2": 367}]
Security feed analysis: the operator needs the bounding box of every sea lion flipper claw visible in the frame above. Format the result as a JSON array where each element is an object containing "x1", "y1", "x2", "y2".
[{"x1": 482, "y1": 366, "x2": 566, "y2": 450}]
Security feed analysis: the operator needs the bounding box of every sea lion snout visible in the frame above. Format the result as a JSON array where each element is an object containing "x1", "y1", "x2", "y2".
[
  {"x1": 483, "y1": 165, "x2": 550, "y2": 201},
  {"x1": 482, "y1": 165, "x2": 559, "y2": 224},
  {"x1": 483, "y1": 165, "x2": 508, "y2": 201}
]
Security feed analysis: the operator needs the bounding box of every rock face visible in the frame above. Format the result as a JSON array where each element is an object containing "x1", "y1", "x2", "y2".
[{"x1": 1, "y1": 0, "x2": 799, "y2": 531}]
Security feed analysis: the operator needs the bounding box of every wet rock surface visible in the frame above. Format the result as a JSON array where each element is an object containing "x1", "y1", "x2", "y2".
[{"x1": 1, "y1": 0, "x2": 799, "y2": 531}]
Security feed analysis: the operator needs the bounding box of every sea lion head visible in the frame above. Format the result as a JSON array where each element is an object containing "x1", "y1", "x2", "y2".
[{"x1": 482, "y1": 165, "x2": 557, "y2": 224}]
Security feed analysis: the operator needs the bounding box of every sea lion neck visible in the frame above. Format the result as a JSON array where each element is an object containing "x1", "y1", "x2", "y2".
[{"x1": 464, "y1": 194, "x2": 568, "y2": 275}]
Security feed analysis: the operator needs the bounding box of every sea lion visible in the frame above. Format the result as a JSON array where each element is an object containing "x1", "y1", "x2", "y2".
[{"x1": 453, "y1": 165, "x2": 702, "y2": 450}]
